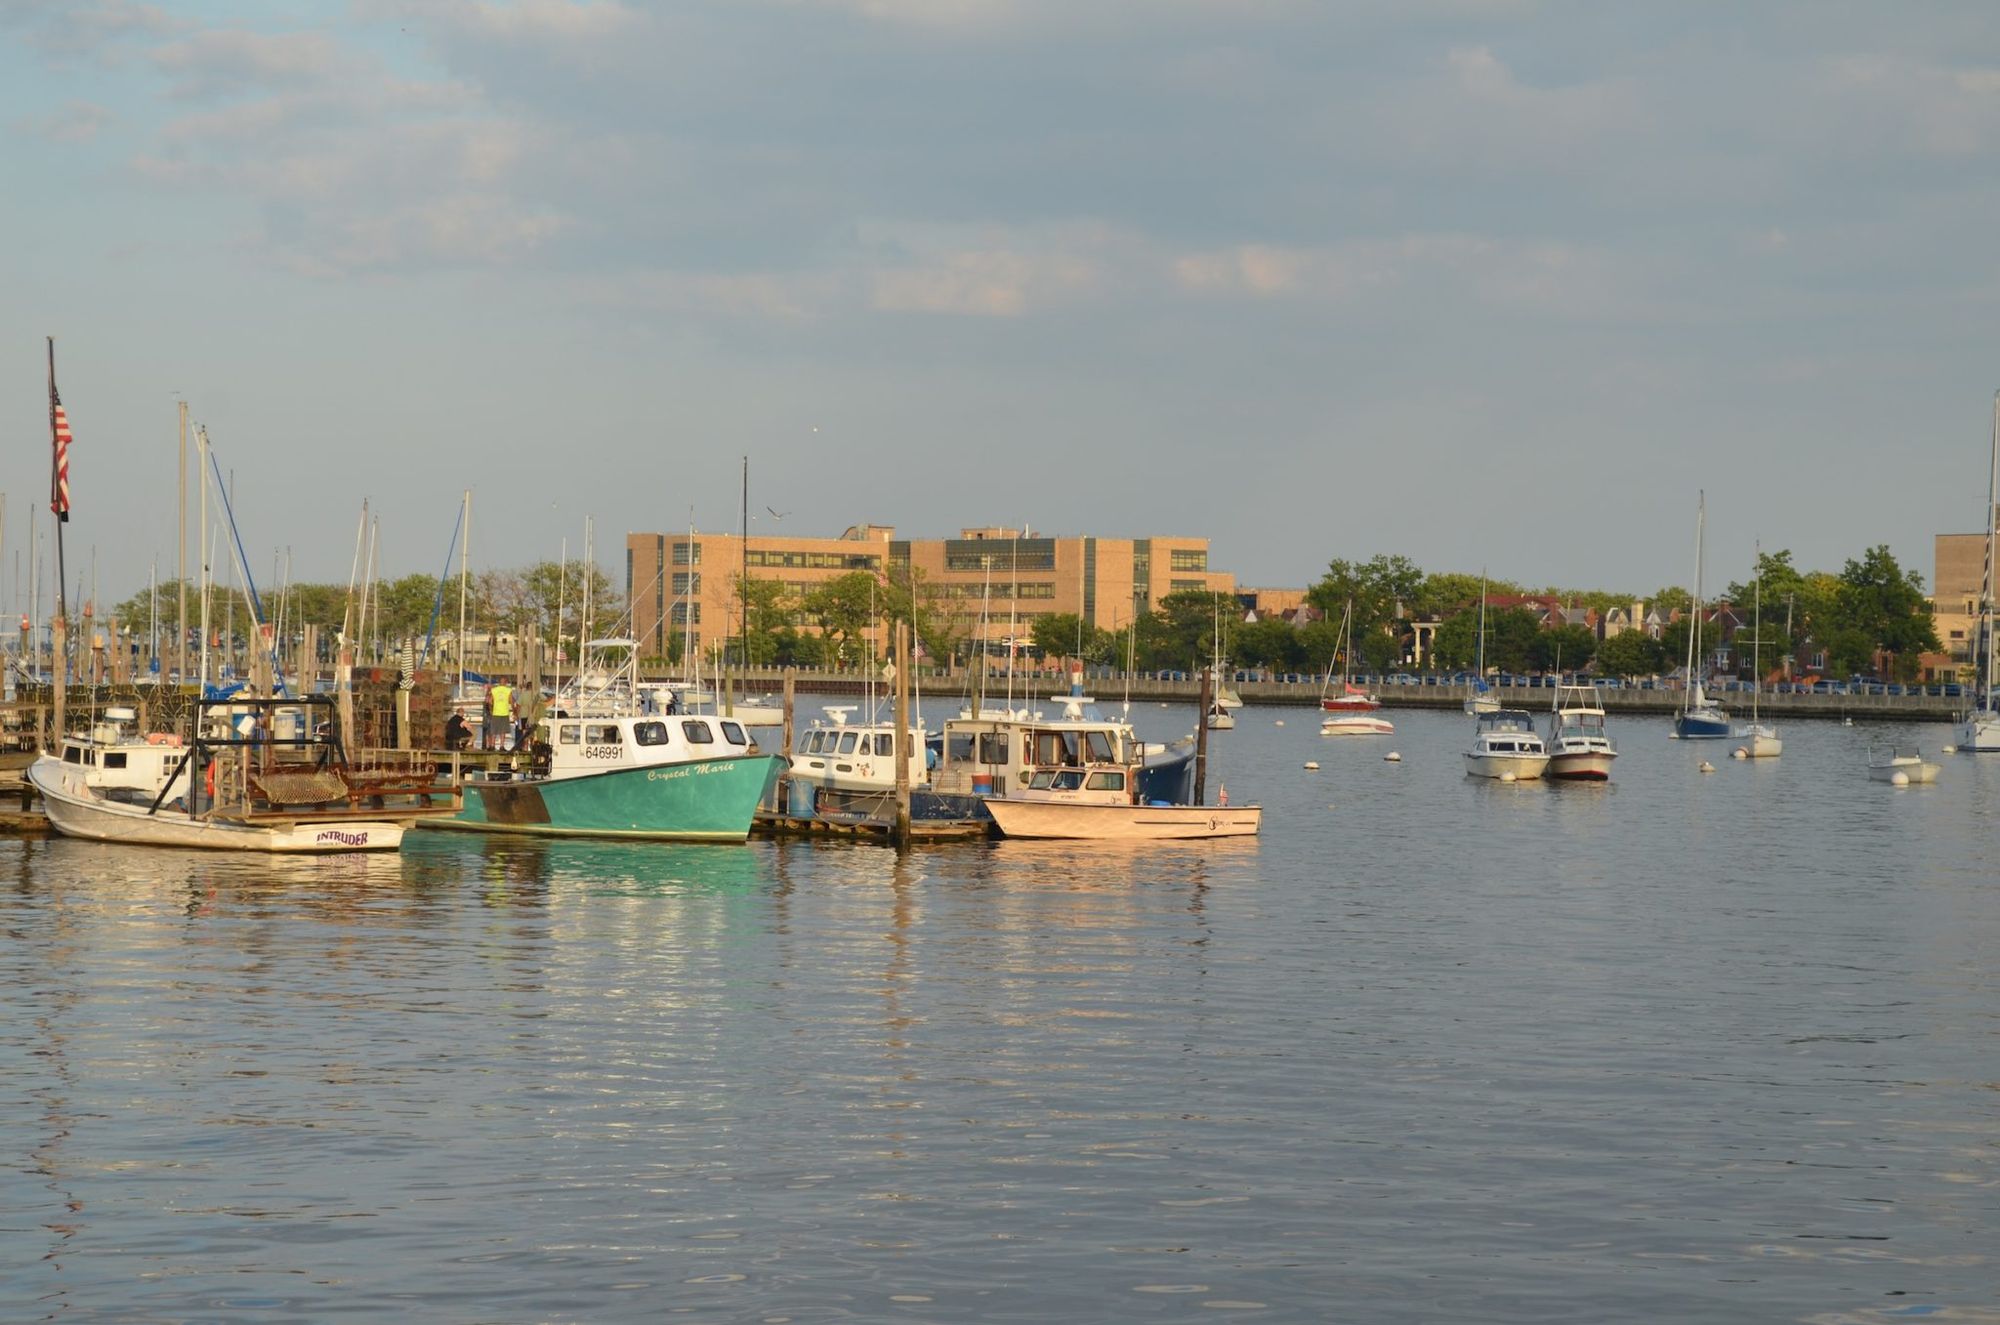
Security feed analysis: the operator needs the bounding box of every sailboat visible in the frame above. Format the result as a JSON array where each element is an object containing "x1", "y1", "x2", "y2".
[
  {"x1": 1205, "y1": 600, "x2": 1236, "y2": 730},
  {"x1": 1321, "y1": 600, "x2": 1393, "y2": 736},
  {"x1": 1734, "y1": 551, "x2": 1781, "y2": 758},
  {"x1": 1319, "y1": 597, "x2": 1383, "y2": 713},
  {"x1": 1463, "y1": 573, "x2": 1499, "y2": 715},
  {"x1": 1958, "y1": 393, "x2": 2000, "y2": 752},
  {"x1": 1673, "y1": 492, "x2": 1730, "y2": 739}
]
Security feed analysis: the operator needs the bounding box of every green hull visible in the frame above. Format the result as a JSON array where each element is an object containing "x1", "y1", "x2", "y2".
[{"x1": 420, "y1": 754, "x2": 783, "y2": 842}]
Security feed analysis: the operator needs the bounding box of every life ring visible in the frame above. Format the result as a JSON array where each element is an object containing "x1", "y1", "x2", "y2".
[{"x1": 147, "y1": 732, "x2": 182, "y2": 747}]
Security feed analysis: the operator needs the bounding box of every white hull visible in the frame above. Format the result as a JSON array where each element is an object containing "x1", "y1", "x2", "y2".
[
  {"x1": 1206, "y1": 712, "x2": 1236, "y2": 730},
  {"x1": 1547, "y1": 749, "x2": 1616, "y2": 780},
  {"x1": 1463, "y1": 694, "x2": 1500, "y2": 715},
  {"x1": 985, "y1": 798, "x2": 1262, "y2": 840},
  {"x1": 1956, "y1": 712, "x2": 2000, "y2": 752},
  {"x1": 1464, "y1": 752, "x2": 1550, "y2": 780},
  {"x1": 30, "y1": 759, "x2": 404, "y2": 852},
  {"x1": 1869, "y1": 758, "x2": 1939, "y2": 784},
  {"x1": 1321, "y1": 715, "x2": 1394, "y2": 736},
  {"x1": 1736, "y1": 726, "x2": 1782, "y2": 758}
]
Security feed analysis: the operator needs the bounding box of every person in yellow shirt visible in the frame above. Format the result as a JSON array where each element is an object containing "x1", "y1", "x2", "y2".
[{"x1": 488, "y1": 681, "x2": 515, "y2": 750}]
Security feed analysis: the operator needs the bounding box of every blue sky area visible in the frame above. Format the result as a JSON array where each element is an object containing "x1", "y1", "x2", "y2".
[{"x1": 4, "y1": 0, "x2": 1998, "y2": 611}]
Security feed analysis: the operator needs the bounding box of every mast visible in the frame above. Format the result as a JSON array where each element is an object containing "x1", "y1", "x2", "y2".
[
  {"x1": 177, "y1": 400, "x2": 188, "y2": 685},
  {"x1": 735, "y1": 456, "x2": 747, "y2": 717},
  {"x1": 197, "y1": 425, "x2": 211, "y2": 692},
  {"x1": 1984, "y1": 393, "x2": 1999, "y2": 708},
  {"x1": 1684, "y1": 491, "x2": 1704, "y2": 715},
  {"x1": 1751, "y1": 543, "x2": 1761, "y2": 725},
  {"x1": 458, "y1": 488, "x2": 470, "y2": 694}
]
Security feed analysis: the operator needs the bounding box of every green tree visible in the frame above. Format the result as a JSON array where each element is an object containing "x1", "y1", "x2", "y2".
[
  {"x1": 1232, "y1": 617, "x2": 1305, "y2": 672},
  {"x1": 739, "y1": 577, "x2": 795, "y2": 666},
  {"x1": 1484, "y1": 607, "x2": 1544, "y2": 673},
  {"x1": 1030, "y1": 612, "x2": 1100, "y2": 662},
  {"x1": 1596, "y1": 629, "x2": 1664, "y2": 678},
  {"x1": 1153, "y1": 589, "x2": 1239, "y2": 671},
  {"x1": 1826, "y1": 544, "x2": 1940, "y2": 680},
  {"x1": 1429, "y1": 608, "x2": 1479, "y2": 670},
  {"x1": 1409, "y1": 571, "x2": 1500, "y2": 621},
  {"x1": 800, "y1": 571, "x2": 881, "y2": 667},
  {"x1": 1529, "y1": 622, "x2": 1598, "y2": 673},
  {"x1": 1307, "y1": 555, "x2": 1424, "y2": 635}
]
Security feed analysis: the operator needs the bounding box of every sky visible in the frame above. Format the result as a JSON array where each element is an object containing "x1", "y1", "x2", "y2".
[{"x1": 3, "y1": 0, "x2": 1998, "y2": 616}]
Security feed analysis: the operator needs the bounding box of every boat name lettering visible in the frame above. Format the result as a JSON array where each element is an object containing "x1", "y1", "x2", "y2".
[
  {"x1": 646, "y1": 762, "x2": 732, "y2": 782},
  {"x1": 315, "y1": 829, "x2": 370, "y2": 846},
  {"x1": 581, "y1": 746, "x2": 624, "y2": 760}
]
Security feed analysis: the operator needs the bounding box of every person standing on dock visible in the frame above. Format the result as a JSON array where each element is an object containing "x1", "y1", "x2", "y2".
[{"x1": 488, "y1": 681, "x2": 515, "y2": 750}]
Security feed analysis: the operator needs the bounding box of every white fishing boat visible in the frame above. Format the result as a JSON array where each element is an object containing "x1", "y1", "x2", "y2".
[
  {"x1": 1868, "y1": 746, "x2": 1940, "y2": 784},
  {"x1": 1463, "y1": 575, "x2": 1500, "y2": 715},
  {"x1": 29, "y1": 695, "x2": 429, "y2": 852},
  {"x1": 785, "y1": 703, "x2": 933, "y2": 820},
  {"x1": 1464, "y1": 708, "x2": 1550, "y2": 780},
  {"x1": 1733, "y1": 554, "x2": 1782, "y2": 758},
  {"x1": 1320, "y1": 599, "x2": 1382, "y2": 713},
  {"x1": 1957, "y1": 393, "x2": 2000, "y2": 752},
  {"x1": 983, "y1": 759, "x2": 1260, "y2": 840},
  {"x1": 1674, "y1": 492, "x2": 1731, "y2": 739},
  {"x1": 1546, "y1": 683, "x2": 1617, "y2": 781}
]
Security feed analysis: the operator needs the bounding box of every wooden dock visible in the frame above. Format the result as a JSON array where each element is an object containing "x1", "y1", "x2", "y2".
[{"x1": 753, "y1": 812, "x2": 991, "y2": 843}]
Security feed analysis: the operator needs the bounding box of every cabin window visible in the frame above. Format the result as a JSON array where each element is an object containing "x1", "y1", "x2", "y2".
[
  {"x1": 559, "y1": 724, "x2": 582, "y2": 745},
  {"x1": 720, "y1": 721, "x2": 746, "y2": 745},
  {"x1": 836, "y1": 731, "x2": 859, "y2": 755},
  {"x1": 1050, "y1": 770, "x2": 1083, "y2": 790},
  {"x1": 681, "y1": 720, "x2": 715, "y2": 744},
  {"x1": 1085, "y1": 771, "x2": 1125, "y2": 792},
  {"x1": 632, "y1": 721, "x2": 670, "y2": 746},
  {"x1": 104, "y1": 752, "x2": 128, "y2": 769},
  {"x1": 947, "y1": 732, "x2": 975, "y2": 764},
  {"x1": 1083, "y1": 731, "x2": 1115, "y2": 762},
  {"x1": 586, "y1": 724, "x2": 622, "y2": 745},
  {"x1": 1029, "y1": 770, "x2": 1058, "y2": 789},
  {"x1": 978, "y1": 733, "x2": 1009, "y2": 765},
  {"x1": 63, "y1": 746, "x2": 82, "y2": 764},
  {"x1": 873, "y1": 733, "x2": 894, "y2": 757}
]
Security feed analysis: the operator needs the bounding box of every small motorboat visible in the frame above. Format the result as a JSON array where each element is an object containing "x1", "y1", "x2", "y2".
[{"x1": 1867, "y1": 746, "x2": 1940, "y2": 784}]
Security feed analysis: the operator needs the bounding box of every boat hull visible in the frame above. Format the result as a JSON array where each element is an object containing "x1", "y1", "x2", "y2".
[
  {"x1": 1464, "y1": 753, "x2": 1551, "y2": 780},
  {"x1": 1320, "y1": 696, "x2": 1381, "y2": 713},
  {"x1": 424, "y1": 754, "x2": 783, "y2": 842},
  {"x1": 1321, "y1": 715, "x2": 1394, "y2": 736},
  {"x1": 1956, "y1": 712, "x2": 2000, "y2": 752},
  {"x1": 29, "y1": 759, "x2": 404, "y2": 852},
  {"x1": 985, "y1": 798, "x2": 1262, "y2": 840},
  {"x1": 1673, "y1": 712, "x2": 1731, "y2": 739},
  {"x1": 1869, "y1": 760, "x2": 1940, "y2": 784},
  {"x1": 1736, "y1": 728, "x2": 1783, "y2": 758},
  {"x1": 1547, "y1": 750, "x2": 1616, "y2": 781}
]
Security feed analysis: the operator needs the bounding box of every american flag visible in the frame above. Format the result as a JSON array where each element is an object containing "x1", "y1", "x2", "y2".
[{"x1": 50, "y1": 389, "x2": 72, "y2": 523}]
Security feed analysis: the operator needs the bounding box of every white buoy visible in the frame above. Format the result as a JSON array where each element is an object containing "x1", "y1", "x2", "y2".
[
  {"x1": 1500, "y1": 771, "x2": 1516, "y2": 782},
  {"x1": 1891, "y1": 770, "x2": 1910, "y2": 787},
  {"x1": 1732, "y1": 747, "x2": 1748, "y2": 759},
  {"x1": 1842, "y1": 717, "x2": 1854, "y2": 726},
  {"x1": 1275, "y1": 720, "x2": 1285, "y2": 727},
  {"x1": 1698, "y1": 761, "x2": 1715, "y2": 773},
  {"x1": 1303, "y1": 760, "x2": 1319, "y2": 770},
  {"x1": 1384, "y1": 751, "x2": 1402, "y2": 762}
]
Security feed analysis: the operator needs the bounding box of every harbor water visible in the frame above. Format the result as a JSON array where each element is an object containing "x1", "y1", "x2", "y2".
[{"x1": 4, "y1": 703, "x2": 1997, "y2": 1322}]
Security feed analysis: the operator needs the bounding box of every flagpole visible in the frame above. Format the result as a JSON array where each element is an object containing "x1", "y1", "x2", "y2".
[{"x1": 47, "y1": 337, "x2": 69, "y2": 746}]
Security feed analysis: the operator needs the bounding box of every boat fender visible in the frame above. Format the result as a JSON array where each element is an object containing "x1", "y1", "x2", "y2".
[
  {"x1": 1303, "y1": 760, "x2": 1319, "y2": 770},
  {"x1": 1698, "y1": 761, "x2": 1715, "y2": 773},
  {"x1": 1384, "y1": 751, "x2": 1401, "y2": 762},
  {"x1": 1732, "y1": 747, "x2": 1747, "y2": 759}
]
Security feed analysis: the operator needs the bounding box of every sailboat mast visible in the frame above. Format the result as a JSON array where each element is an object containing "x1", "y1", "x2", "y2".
[
  {"x1": 1684, "y1": 491, "x2": 1704, "y2": 713},
  {"x1": 1984, "y1": 393, "x2": 1999, "y2": 704},
  {"x1": 458, "y1": 489, "x2": 470, "y2": 695}
]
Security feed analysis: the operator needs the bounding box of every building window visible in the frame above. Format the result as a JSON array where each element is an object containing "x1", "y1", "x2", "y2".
[
  {"x1": 673, "y1": 541, "x2": 702, "y2": 566},
  {"x1": 671, "y1": 603, "x2": 702, "y2": 625},
  {"x1": 1169, "y1": 549, "x2": 1207, "y2": 572},
  {"x1": 673, "y1": 572, "x2": 701, "y2": 596},
  {"x1": 1171, "y1": 578, "x2": 1206, "y2": 593}
]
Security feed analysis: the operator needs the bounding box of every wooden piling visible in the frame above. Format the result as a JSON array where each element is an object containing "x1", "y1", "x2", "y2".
[{"x1": 1193, "y1": 666, "x2": 1211, "y2": 806}]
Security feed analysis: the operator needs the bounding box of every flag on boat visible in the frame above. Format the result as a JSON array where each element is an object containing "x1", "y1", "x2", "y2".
[{"x1": 48, "y1": 347, "x2": 71, "y2": 523}]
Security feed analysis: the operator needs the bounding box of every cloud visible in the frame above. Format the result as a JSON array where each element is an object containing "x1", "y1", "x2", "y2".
[
  {"x1": 20, "y1": 101, "x2": 114, "y2": 144},
  {"x1": 151, "y1": 30, "x2": 350, "y2": 100},
  {"x1": 0, "y1": 0, "x2": 179, "y2": 59}
]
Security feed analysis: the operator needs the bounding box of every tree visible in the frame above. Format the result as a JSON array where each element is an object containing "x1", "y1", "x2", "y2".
[
  {"x1": 1429, "y1": 608, "x2": 1479, "y2": 671},
  {"x1": 1359, "y1": 626, "x2": 1403, "y2": 673},
  {"x1": 1596, "y1": 629, "x2": 1664, "y2": 678},
  {"x1": 1827, "y1": 544, "x2": 1940, "y2": 680},
  {"x1": 739, "y1": 577, "x2": 796, "y2": 666},
  {"x1": 1409, "y1": 571, "x2": 1500, "y2": 622},
  {"x1": 800, "y1": 571, "x2": 881, "y2": 667},
  {"x1": 1031, "y1": 612, "x2": 1105, "y2": 662},
  {"x1": 1307, "y1": 555, "x2": 1424, "y2": 636},
  {"x1": 1483, "y1": 607, "x2": 1544, "y2": 673},
  {"x1": 1529, "y1": 623, "x2": 1598, "y2": 673},
  {"x1": 1154, "y1": 589, "x2": 1239, "y2": 671},
  {"x1": 1232, "y1": 617, "x2": 1305, "y2": 672}
]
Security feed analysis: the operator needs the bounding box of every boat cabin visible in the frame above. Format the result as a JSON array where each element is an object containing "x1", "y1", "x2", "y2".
[{"x1": 530, "y1": 711, "x2": 756, "y2": 780}]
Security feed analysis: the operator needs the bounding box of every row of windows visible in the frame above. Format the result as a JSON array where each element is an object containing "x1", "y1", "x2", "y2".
[
  {"x1": 932, "y1": 582, "x2": 1058, "y2": 600},
  {"x1": 1170, "y1": 578, "x2": 1208, "y2": 593},
  {"x1": 745, "y1": 550, "x2": 881, "y2": 570},
  {"x1": 555, "y1": 718, "x2": 745, "y2": 747},
  {"x1": 1168, "y1": 549, "x2": 1208, "y2": 571}
]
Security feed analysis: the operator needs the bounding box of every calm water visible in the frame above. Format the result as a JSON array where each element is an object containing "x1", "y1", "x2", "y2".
[{"x1": 4, "y1": 702, "x2": 1997, "y2": 1323}]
